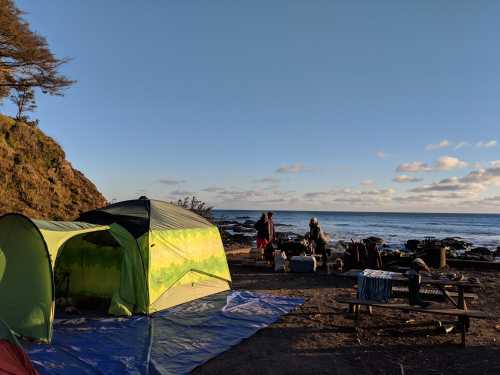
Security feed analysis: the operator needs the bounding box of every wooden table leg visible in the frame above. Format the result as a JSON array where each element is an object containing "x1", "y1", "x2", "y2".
[
  {"x1": 460, "y1": 319, "x2": 466, "y2": 347},
  {"x1": 458, "y1": 286, "x2": 469, "y2": 346},
  {"x1": 458, "y1": 287, "x2": 467, "y2": 311}
]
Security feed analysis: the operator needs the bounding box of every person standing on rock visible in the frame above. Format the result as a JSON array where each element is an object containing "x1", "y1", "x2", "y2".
[
  {"x1": 308, "y1": 217, "x2": 329, "y2": 267},
  {"x1": 254, "y1": 213, "x2": 269, "y2": 250}
]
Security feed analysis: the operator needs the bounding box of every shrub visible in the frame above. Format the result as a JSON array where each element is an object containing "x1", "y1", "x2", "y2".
[{"x1": 175, "y1": 196, "x2": 213, "y2": 222}]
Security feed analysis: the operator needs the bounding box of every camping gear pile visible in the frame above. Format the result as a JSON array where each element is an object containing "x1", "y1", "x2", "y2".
[
  {"x1": 344, "y1": 240, "x2": 383, "y2": 271},
  {"x1": 289, "y1": 255, "x2": 317, "y2": 273}
]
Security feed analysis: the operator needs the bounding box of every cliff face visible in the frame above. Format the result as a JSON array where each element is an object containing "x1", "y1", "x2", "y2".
[{"x1": 0, "y1": 115, "x2": 107, "y2": 220}]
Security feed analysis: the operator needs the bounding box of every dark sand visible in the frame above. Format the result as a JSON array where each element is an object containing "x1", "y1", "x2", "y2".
[{"x1": 194, "y1": 260, "x2": 500, "y2": 375}]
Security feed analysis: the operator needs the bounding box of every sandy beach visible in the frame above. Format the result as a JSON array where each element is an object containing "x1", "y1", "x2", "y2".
[{"x1": 195, "y1": 256, "x2": 500, "y2": 375}]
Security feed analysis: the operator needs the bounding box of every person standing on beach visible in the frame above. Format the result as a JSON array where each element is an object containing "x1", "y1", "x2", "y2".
[
  {"x1": 266, "y1": 211, "x2": 275, "y2": 244},
  {"x1": 308, "y1": 217, "x2": 329, "y2": 267},
  {"x1": 254, "y1": 213, "x2": 269, "y2": 249},
  {"x1": 261, "y1": 211, "x2": 276, "y2": 263}
]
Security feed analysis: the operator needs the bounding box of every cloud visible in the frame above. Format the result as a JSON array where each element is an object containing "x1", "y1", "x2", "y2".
[
  {"x1": 302, "y1": 187, "x2": 395, "y2": 203},
  {"x1": 361, "y1": 180, "x2": 375, "y2": 186},
  {"x1": 158, "y1": 178, "x2": 186, "y2": 185},
  {"x1": 215, "y1": 189, "x2": 267, "y2": 200},
  {"x1": 393, "y1": 191, "x2": 474, "y2": 204},
  {"x1": 254, "y1": 177, "x2": 280, "y2": 184},
  {"x1": 169, "y1": 189, "x2": 194, "y2": 196},
  {"x1": 303, "y1": 191, "x2": 333, "y2": 200},
  {"x1": 202, "y1": 186, "x2": 225, "y2": 193},
  {"x1": 276, "y1": 163, "x2": 308, "y2": 174},
  {"x1": 396, "y1": 156, "x2": 468, "y2": 173},
  {"x1": 376, "y1": 151, "x2": 388, "y2": 159},
  {"x1": 480, "y1": 195, "x2": 500, "y2": 205},
  {"x1": 423, "y1": 140, "x2": 497, "y2": 151},
  {"x1": 409, "y1": 177, "x2": 485, "y2": 194},
  {"x1": 426, "y1": 140, "x2": 451, "y2": 151},
  {"x1": 435, "y1": 156, "x2": 468, "y2": 171},
  {"x1": 396, "y1": 161, "x2": 432, "y2": 173},
  {"x1": 393, "y1": 175, "x2": 423, "y2": 183},
  {"x1": 476, "y1": 140, "x2": 497, "y2": 149},
  {"x1": 459, "y1": 164, "x2": 500, "y2": 185}
]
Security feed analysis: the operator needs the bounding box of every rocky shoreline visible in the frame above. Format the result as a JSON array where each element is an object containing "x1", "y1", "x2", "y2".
[{"x1": 216, "y1": 218, "x2": 500, "y2": 262}]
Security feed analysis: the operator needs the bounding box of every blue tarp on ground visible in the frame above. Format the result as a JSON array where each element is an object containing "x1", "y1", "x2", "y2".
[{"x1": 25, "y1": 291, "x2": 304, "y2": 375}]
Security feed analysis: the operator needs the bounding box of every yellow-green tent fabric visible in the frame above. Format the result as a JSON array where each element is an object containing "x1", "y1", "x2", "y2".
[
  {"x1": 79, "y1": 198, "x2": 232, "y2": 313},
  {"x1": 0, "y1": 214, "x2": 147, "y2": 342}
]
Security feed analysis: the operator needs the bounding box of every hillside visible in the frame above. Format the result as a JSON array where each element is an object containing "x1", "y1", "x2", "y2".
[{"x1": 0, "y1": 114, "x2": 107, "y2": 220}]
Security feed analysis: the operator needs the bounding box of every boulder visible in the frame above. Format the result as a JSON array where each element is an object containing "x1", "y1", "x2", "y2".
[{"x1": 363, "y1": 236, "x2": 384, "y2": 245}]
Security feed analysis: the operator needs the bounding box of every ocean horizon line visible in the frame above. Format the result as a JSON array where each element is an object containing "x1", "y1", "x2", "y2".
[{"x1": 213, "y1": 208, "x2": 500, "y2": 216}]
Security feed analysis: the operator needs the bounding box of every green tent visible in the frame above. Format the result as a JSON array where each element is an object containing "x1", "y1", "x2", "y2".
[
  {"x1": 0, "y1": 213, "x2": 147, "y2": 342},
  {"x1": 0, "y1": 199, "x2": 231, "y2": 342},
  {"x1": 79, "y1": 198, "x2": 231, "y2": 314}
]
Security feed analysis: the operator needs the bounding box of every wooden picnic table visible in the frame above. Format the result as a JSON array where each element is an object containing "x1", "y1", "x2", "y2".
[
  {"x1": 337, "y1": 269, "x2": 487, "y2": 346},
  {"x1": 342, "y1": 269, "x2": 480, "y2": 303}
]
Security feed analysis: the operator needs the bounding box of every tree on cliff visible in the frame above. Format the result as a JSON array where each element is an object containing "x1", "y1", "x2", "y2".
[
  {"x1": 9, "y1": 82, "x2": 36, "y2": 120},
  {"x1": 0, "y1": 0, "x2": 74, "y2": 103}
]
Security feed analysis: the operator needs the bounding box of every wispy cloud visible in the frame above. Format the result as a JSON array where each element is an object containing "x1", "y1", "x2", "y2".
[
  {"x1": 169, "y1": 189, "x2": 194, "y2": 196},
  {"x1": 302, "y1": 188, "x2": 395, "y2": 204},
  {"x1": 254, "y1": 176, "x2": 280, "y2": 184},
  {"x1": 393, "y1": 175, "x2": 423, "y2": 183},
  {"x1": 409, "y1": 177, "x2": 485, "y2": 194},
  {"x1": 276, "y1": 163, "x2": 308, "y2": 174},
  {"x1": 426, "y1": 139, "x2": 451, "y2": 151},
  {"x1": 477, "y1": 140, "x2": 497, "y2": 149},
  {"x1": 202, "y1": 186, "x2": 225, "y2": 193},
  {"x1": 479, "y1": 195, "x2": 500, "y2": 205},
  {"x1": 424, "y1": 139, "x2": 497, "y2": 151},
  {"x1": 376, "y1": 151, "x2": 388, "y2": 159},
  {"x1": 396, "y1": 161, "x2": 432, "y2": 173},
  {"x1": 158, "y1": 178, "x2": 186, "y2": 185}
]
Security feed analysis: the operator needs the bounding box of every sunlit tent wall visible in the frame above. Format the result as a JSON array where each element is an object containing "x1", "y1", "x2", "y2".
[
  {"x1": 0, "y1": 214, "x2": 147, "y2": 342},
  {"x1": 79, "y1": 198, "x2": 232, "y2": 314}
]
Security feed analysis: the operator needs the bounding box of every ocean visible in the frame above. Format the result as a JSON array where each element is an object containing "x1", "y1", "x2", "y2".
[{"x1": 213, "y1": 210, "x2": 500, "y2": 250}]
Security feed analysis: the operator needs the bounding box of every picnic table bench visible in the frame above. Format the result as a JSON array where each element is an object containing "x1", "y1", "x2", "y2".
[
  {"x1": 336, "y1": 269, "x2": 493, "y2": 346},
  {"x1": 336, "y1": 297, "x2": 491, "y2": 346}
]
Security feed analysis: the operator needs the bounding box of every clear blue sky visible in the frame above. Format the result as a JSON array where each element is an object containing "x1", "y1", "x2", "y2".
[{"x1": 4, "y1": 1, "x2": 500, "y2": 212}]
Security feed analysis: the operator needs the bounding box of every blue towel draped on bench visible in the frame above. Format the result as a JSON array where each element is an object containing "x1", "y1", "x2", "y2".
[{"x1": 357, "y1": 269, "x2": 396, "y2": 303}]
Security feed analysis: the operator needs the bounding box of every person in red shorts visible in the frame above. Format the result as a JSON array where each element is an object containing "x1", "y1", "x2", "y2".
[{"x1": 254, "y1": 213, "x2": 269, "y2": 249}]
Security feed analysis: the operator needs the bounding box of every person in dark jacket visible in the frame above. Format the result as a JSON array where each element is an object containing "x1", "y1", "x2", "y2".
[
  {"x1": 366, "y1": 241, "x2": 383, "y2": 270},
  {"x1": 254, "y1": 213, "x2": 269, "y2": 249},
  {"x1": 407, "y1": 258, "x2": 431, "y2": 308}
]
